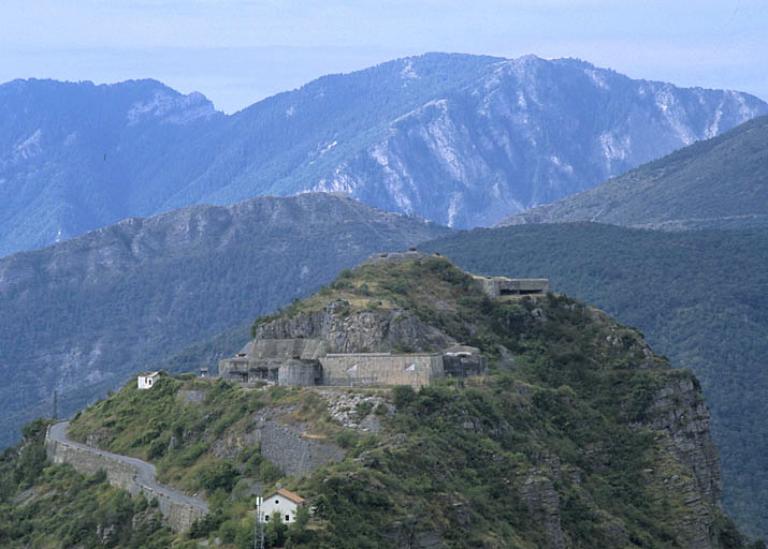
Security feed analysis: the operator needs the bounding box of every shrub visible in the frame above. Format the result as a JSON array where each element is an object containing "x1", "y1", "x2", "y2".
[
  {"x1": 392, "y1": 386, "x2": 416, "y2": 409},
  {"x1": 336, "y1": 430, "x2": 359, "y2": 449},
  {"x1": 199, "y1": 461, "x2": 239, "y2": 494}
]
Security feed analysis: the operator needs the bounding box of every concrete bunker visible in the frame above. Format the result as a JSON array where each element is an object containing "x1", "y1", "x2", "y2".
[{"x1": 474, "y1": 275, "x2": 549, "y2": 298}]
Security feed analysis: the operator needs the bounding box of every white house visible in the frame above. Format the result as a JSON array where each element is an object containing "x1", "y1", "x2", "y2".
[
  {"x1": 137, "y1": 371, "x2": 160, "y2": 390},
  {"x1": 259, "y1": 488, "x2": 305, "y2": 523}
]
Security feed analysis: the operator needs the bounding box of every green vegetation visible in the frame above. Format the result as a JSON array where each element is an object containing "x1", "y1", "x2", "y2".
[
  {"x1": 51, "y1": 256, "x2": 755, "y2": 547},
  {"x1": 506, "y1": 115, "x2": 768, "y2": 230},
  {"x1": 66, "y1": 377, "x2": 349, "y2": 547},
  {"x1": 68, "y1": 377, "x2": 342, "y2": 495},
  {"x1": 423, "y1": 222, "x2": 768, "y2": 539},
  {"x1": 0, "y1": 420, "x2": 173, "y2": 548}
]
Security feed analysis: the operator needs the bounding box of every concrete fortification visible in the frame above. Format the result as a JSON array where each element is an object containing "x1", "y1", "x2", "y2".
[{"x1": 219, "y1": 253, "x2": 501, "y2": 389}]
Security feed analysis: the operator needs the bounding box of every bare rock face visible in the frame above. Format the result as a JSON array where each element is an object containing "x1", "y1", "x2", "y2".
[
  {"x1": 255, "y1": 300, "x2": 456, "y2": 353},
  {"x1": 519, "y1": 472, "x2": 567, "y2": 549},
  {"x1": 641, "y1": 374, "x2": 722, "y2": 548},
  {"x1": 318, "y1": 390, "x2": 393, "y2": 432},
  {"x1": 645, "y1": 376, "x2": 721, "y2": 503}
]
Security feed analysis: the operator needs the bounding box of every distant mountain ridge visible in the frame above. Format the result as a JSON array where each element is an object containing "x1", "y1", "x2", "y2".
[
  {"x1": 1, "y1": 53, "x2": 766, "y2": 256},
  {"x1": 0, "y1": 193, "x2": 448, "y2": 448},
  {"x1": 501, "y1": 115, "x2": 768, "y2": 230}
]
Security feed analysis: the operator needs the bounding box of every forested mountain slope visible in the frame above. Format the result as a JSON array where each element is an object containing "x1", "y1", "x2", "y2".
[
  {"x1": 423, "y1": 223, "x2": 768, "y2": 539},
  {"x1": 1, "y1": 53, "x2": 765, "y2": 256},
  {"x1": 0, "y1": 193, "x2": 448, "y2": 448},
  {"x1": 502, "y1": 115, "x2": 768, "y2": 230}
]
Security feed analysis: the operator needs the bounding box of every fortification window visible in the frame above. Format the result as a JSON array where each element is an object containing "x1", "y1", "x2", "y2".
[{"x1": 285, "y1": 514, "x2": 290, "y2": 522}]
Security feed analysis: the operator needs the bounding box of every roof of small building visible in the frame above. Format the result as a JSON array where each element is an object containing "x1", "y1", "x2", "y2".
[
  {"x1": 269, "y1": 488, "x2": 305, "y2": 505},
  {"x1": 138, "y1": 371, "x2": 160, "y2": 378},
  {"x1": 471, "y1": 274, "x2": 512, "y2": 282},
  {"x1": 443, "y1": 344, "x2": 480, "y2": 355}
]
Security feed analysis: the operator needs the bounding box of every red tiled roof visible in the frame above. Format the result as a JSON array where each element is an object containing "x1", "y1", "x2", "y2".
[{"x1": 275, "y1": 488, "x2": 305, "y2": 504}]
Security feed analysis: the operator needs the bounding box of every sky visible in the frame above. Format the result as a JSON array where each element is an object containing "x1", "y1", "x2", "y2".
[{"x1": 0, "y1": 0, "x2": 766, "y2": 113}]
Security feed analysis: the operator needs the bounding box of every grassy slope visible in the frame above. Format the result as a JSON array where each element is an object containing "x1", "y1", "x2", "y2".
[
  {"x1": 0, "y1": 420, "x2": 173, "y2": 548},
  {"x1": 423, "y1": 223, "x2": 768, "y2": 538},
  {"x1": 505, "y1": 115, "x2": 768, "y2": 230},
  {"x1": 61, "y1": 256, "x2": 750, "y2": 548}
]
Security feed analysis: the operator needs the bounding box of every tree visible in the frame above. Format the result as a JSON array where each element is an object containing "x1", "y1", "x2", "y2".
[
  {"x1": 265, "y1": 511, "x2": 287, "y2": 548},
  {"x1": 286, "y1": 506, "x2": 312, "y2": 546}
]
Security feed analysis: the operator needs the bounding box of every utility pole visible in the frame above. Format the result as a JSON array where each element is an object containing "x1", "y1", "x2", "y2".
[
  {"x1": 255, "y1": 494, "x2": 265, "y2": 549},
  {"x1": 52, "y1": 389, "x2": 58, "y2": 420}
]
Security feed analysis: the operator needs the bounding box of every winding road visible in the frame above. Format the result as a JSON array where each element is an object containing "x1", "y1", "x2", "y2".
[{"x1": 48, "y1": 421, "x2": 208, "y2": 515}]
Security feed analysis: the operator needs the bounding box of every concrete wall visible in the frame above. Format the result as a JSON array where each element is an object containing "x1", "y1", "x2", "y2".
[
  {"x1": 320, "y1": 353, "x2": 444, "y2": 388},
  {"x1": 46, "y1": 431, "x2": 207, "y2": 532},
  {"x1": 278, "y1": 360, "x2": 321, "y2": 386}
]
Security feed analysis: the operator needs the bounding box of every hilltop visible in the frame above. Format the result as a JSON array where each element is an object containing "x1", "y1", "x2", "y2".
[
  {"x1": 502, "y1": 115, "x2": 768, "y2": 230},
  {"x1": 0, "y1": 53, "x2": 765, "y2": 256},
  {"x1": 2, "y1": 255, "x2": 756, "y2": 548}
]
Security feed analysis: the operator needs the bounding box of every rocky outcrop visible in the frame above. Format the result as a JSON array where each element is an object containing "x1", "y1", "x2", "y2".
[
  {"x1": 319, "y1": 390, "x2": 393, "y2": 433},
  {"x1": 519, "y1": 472, "x2": 567, "y2": 549},
  {"x1": 642, "y1": 374, "x2": 722, "y2": 548},
  {"x1": 255, "y1": 301, "x2": 456, "y2": 353}
]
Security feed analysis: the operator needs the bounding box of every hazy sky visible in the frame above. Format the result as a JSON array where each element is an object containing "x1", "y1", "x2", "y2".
[{"x1": 1, "y1": 0, "x2": 766, "y2": 113}]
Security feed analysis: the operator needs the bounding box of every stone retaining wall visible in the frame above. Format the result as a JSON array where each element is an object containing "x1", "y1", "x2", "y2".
[{"x1": 46, "y1": 428, "x2": 206, "y2": 532}]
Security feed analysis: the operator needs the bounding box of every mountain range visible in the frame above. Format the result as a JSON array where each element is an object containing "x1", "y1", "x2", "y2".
[
  {"x1": 0, "y1": 193, "x2": 447, "y2": 448},
  {"x1": 502, "y1": 114, "x2": 768, "y2": 229},
  {"x1": 1, "y1": 53, "x2": 766, "y2": 257}
]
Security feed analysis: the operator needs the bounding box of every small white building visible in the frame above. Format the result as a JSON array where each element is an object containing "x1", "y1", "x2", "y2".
[
  {"x1": 259, "y1": 488, "x2": 305, "y2": 523},
  {"x1": 137, "y1": 371, "x2": 160, "y2": 390}
]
